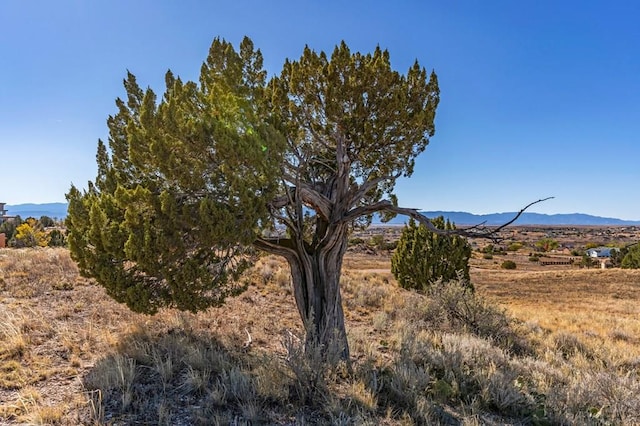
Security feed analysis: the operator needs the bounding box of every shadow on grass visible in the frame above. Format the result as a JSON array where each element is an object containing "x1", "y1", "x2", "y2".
[{"x1": 81, "y1": 323, "x2": 376, "y2": 425}]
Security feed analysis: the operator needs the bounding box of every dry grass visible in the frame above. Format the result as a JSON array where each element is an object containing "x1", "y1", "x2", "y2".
[
  {"x1": 1, "y1": 248, "x2": 639, "y2": 424},
  {"x1": 472, "y1": 268, "x2": 640, "y2": 366}
]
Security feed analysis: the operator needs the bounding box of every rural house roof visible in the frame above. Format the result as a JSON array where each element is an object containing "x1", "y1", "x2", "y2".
[{"x1": 586, "y1": 247, "x2": 618, "y2": 258}]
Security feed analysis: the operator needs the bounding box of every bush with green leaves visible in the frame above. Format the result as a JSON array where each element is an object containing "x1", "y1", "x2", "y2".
[
  {"x1": 621, "y1": 243, "x2": 640, "y2": 269},
  {"x1": 481, "y1": 244, "x2": 495, "y2": 254},
  {"x1": 391, "y1": 216, "x2": 471, "y2": 291},
  {"x1": 610, "y1": 246, "x2": 626, "y2": 267},
  {"x1": 48, "y1": 229, "x2": 67, "y2": 247},
  {"x1": 536, "y1": 238, "x2": 559, "y2": 252},
  {"x1": 368, "y1": 234, "x2": 396, "y2": 251},
  {"x1": 501, "y1": 260, "x2": 517, "y2": 270},
  {"x1": 39, "y1": 215, "x2": 55, "y2": 228},
  {"x1": 580, "y1": 254, "x2": 596, "y2": 268},
  {"x1": 506, "y1": 242, "x2": 522, "y2": 252},
  {"x1": 0, "y1": 215, "x2": 22, "y2": 241}
]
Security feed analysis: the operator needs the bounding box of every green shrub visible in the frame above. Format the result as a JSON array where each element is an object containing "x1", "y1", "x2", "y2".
[
  {"x1": 621, "y1": 244, "x2": 640, "y2": 269},
  {"x1": 48, "y1": 229, "x2": 67, "y2": 247},
  {"x1": 367, "y1": 235, "x2": 396, "y2": 251},
  {"x1": 535, "y1": 238, "x2": 559, "y2": 252},
  {"x1": 392, "y1": 217, "x2": 471, "y2": 292},
  {"x1": 507, "y1": 242, "x2": 522, "y2": 252},
  {"x1": 348, "y1": 237, "x2": 365, "y2": 246},
  {"x1": 481, "y1": 244, "x2": 495, "y2": 254},
  {"x1": 483, "y1": 253, "x2": 493, "y2": 260},
  {"x1": 528, "y1": 256, "x2": 539, "y2": 262},
  {"x1": 368, "y1": 235, "x2": 385, "y2": 248},
  {"x1": 501, "y1": 260, "x2": 517, "y2": 270}
]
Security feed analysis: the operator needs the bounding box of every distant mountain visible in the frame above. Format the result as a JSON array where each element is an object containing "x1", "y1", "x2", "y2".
[
  {"x1": 5, "y1": 203, "x2": 68, "y2": 219},
  {"x1": 378, "y1": 211, "x2": 640, "y2": 226},
  {"x1": 4, "y1": 203, "x2": 639, "y2": 226}
]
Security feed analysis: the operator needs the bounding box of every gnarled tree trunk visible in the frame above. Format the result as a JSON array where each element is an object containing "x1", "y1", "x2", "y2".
[
  {"x1": 287, "y1": 226, "x2": 350, "y2": 360},
  {"x1": 255, "y1": 220, "x2": 351, "y2": 361}
]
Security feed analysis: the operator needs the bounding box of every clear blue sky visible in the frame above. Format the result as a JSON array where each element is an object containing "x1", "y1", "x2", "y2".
[{"x1": 2, "y1": 1, "x2": 639, "y2": 219}]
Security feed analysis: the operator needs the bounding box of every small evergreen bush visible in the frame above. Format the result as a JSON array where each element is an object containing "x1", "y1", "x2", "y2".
[
  {"x1": 501, "y1": 260, "x2": 517, "y2": 270},
  {"x1": 392, "y1": 217, "x2": 471, "y2": 292}
]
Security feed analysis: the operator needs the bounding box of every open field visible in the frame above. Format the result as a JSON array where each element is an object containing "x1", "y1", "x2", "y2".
[{"x1": 1, "y1": 247, "x2": 639, "y2": 425}]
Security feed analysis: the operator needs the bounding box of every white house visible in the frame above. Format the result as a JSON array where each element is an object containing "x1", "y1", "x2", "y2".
[{"x1": 586, "y1": 247, "x2": 617, "y2": 258}]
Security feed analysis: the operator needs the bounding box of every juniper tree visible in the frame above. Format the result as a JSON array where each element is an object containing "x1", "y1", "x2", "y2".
[
  {"x1": 392, "y1": 216, "x2": 472, "y2": 291},
  {"x1": 621, "y1": 243, "x2": 640, "y2": 269},
  {"x1": 67, "y1": 37, "x2": 540, "y2": 360}
]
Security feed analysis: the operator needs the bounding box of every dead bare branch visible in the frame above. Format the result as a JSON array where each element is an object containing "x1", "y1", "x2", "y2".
[{"x1": 343, "y1": 197, "x2": 554, "y2": 241}]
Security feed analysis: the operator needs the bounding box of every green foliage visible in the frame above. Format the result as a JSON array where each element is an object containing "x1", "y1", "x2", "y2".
[
  {"x1": 391, "y1": 217, "x2": 471, "y2": 291},
  {"x1": 48, "y1": 229, "x2": 67, "y2": 247},
  {"x1": 66, "y1": 37, "x2": 285, "y2": 314},
  {"x1": 621, "y1": 244, "x2": 640, "y2": 269},
  {"x1": 65, "y1": 35, "x2": 441, "y2": 356},
  {"x1": 535, "y1": 238, "x2": 559, "y2": 253},
  {"x1": 483, "y1": 253, "x2": 494, "y2": 260},
  {"x1": 39, "y1": 215, "x2": 55, "y2": 227},
  {"x1": 348, "y1": 237, "x2": 365, "y2": 246},
  {"x1": 481, "y1": 244, "x2": 505, "y2": 255},
  {"x1": 580, "y1": 254, "x2": 596, "y2": 268},
  {"x1": 528, "y1": 256, "x2": 539, "y2": 262},
  {"x1": 610, "y1": 246, "x2": 628, "y2": 267},
  {"x1": 501, "y1": 260, "x2": 517, "y2": 270},
  {"x1": 268, "y1": 41, "x2": 439, "y2": 197},
  {"x1": 506, "y1": 242, "x2": 522, "y2": 252},
  {"x1": 0, "y1": 216, "x2": 22, "y2": 241},
  {"x1": 481, "y1": 244, "x2": 495, "y2": 254},
  {"x1": 368, "y1": 234, "x2": 385, "y2": 248},
  {"x1": 368, "y1": 235, "x2": 396, "y2": 251}
]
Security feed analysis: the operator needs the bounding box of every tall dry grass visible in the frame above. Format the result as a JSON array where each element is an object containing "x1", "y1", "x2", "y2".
[{"x1": 0, "y1": 249, "x2": 639, "y2": 424}]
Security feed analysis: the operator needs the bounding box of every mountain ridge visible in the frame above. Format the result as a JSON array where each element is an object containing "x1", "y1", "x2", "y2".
[
  {"x1": 380, "y1": 211, "x2": 640, "y2": 226},
  {"x1": 5, "y1": 203, "x2": 69, "y2": 220},
  {"x1": 4, "y1": 203, "x2": 639, "y2": 226}
]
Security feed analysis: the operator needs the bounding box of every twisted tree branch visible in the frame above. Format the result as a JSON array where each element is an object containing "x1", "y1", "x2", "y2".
[{"x1": 343, "y1": 197, "x2": 554, "y2": 240}]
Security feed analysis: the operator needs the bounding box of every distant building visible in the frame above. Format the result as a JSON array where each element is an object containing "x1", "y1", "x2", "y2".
[
  {"x1": 585, "y1": 247, "x2": 618, "y2": 258},
  {"x1": 586, "y1": 246, "x2": 619, "y2": 270},
  {"x1": 0, "y1": 203, "x2": 8, "y2": 224},
  {"x1": 0, "y1": 202, "x2": 16, "y2": 225}
]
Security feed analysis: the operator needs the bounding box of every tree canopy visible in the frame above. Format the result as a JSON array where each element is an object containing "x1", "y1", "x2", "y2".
[
  {"x1": 67, "y1": 36, "x2": 495, "y2": 358},
  {"x1": 67, "y1": 38, "x2": 285, "y2": 313}
]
